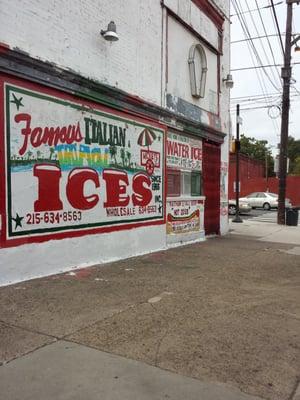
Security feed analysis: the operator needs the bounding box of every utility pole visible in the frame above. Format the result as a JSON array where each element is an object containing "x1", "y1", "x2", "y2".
[
  {"x1": 232, "y1": 104, "x2": 242, "y2": 223},
  {"x1": 277, "y1": 1, "x2": 294, "y2": 224}
]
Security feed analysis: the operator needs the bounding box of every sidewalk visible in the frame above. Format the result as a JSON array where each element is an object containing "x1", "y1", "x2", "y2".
[
  {"x1": 229, "y1": 217, "x2": 300, "y2": 246},
  {"x1": 1, "y1": 340, "x2": 262, "y2": 400},
  {"x1": 1, "y1": 234, "x2": 300, "y2": 400}
]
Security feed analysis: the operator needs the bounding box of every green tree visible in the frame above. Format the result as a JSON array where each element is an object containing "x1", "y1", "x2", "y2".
[
  {"x1": 287, "y1": 136, "x2": 300, "y2": 174},
  {"x1": 239, "y1": 134, "x2": 274, "y2": 177},
  {"x1": 291, "y1": 156, "x2": 300, "y2": 175}
]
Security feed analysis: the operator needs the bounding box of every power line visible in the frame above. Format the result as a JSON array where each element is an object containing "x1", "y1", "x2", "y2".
[
  {"x1": 230, "y1": 97, "x2": 300, "y2": 112},
  {"x1": 231, "y1": 33, "x2": 289, "y2": 44},
  {"x1": 231, "y1": 93, "x2": 300, "y2": 103},
  {"x1": 236, "y1": 0, "x2": 281, "y2": 91},
  {"x1": 232, "y1": 0, "x2": 280, "y2": 135},
  {"x1": 270, "y1": 0, "x2": 285, "y2": 56},
  {"x1": 232, "y1": 0, "x2": 281, "y2": 91},
  {"x1": 230, "y1": 105, "x2": 273, "y2": 111},
  {"x1": 231, "y1": 62, "x2": 300, "y2": 71},
  {"x1": 255, "y1": 0, "x2": 282, "y2": 86},
  {"x1": 245, "y1": 0, "x2": 281, "y2": 88},
  {"x1": 230, "y1": 1, "x2": 283, "y2": 17},
  {"x1": 231, "y1": 92, "x2": 283, "y2": 100}
]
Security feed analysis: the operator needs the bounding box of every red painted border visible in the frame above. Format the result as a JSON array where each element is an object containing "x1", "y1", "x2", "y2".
[
  {"x1": 191, "y1": 0, "x2": 224, "y2": 31},
  {"x1": 0, "y1": 78, "x2": 5, "y2": 247},
  {"x1": 0, "y1": 73, "x2": 167, "y2": 248}
]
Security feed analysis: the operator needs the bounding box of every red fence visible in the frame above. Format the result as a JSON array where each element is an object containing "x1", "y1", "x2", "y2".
[{"x1": 229, "y1": 153, "x2": 300, "y2": 206}]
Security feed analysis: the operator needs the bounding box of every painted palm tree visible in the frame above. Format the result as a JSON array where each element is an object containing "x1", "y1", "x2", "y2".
[
  {"x1": 120, "y1": 148, "x2": 126, "y2": 166},
  {"x1": 37, "y1": 150, "x2": 41, "y2": 160},
  {"x1": 109, "y1": 145, "x2": 117, "y2": 165},
  {"x1": 126, "y1": 151, "x2": 132, "y2": 168},
  {"x1": 49, "y1": 147, "x2": 55, "y2": 160},
  {"x1": 27, "y1": 151, "x2": 33, "y2": 160}
]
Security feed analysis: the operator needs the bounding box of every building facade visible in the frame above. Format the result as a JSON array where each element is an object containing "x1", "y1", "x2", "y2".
[{"x1": 0, "y1": 0, "x2": 231, "y2": 285}]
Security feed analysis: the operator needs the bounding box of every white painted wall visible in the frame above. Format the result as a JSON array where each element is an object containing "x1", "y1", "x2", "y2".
[
  {"x1": 218, "y1": 3, "x2": 231, "y2": 235},
  {"x1": 0, "y1": 0, "x2": 231, "y2": 285},
  {"x1": 0, "y1": 0, "x2": 162, "y2": 105},
  {"x1": 167, "y1": 16, "x2": 219, "y2": 114},
  {"x1": 0, "y1": 225, "x2": 166, "y2": 286},
  {"x1": 163, "y1": 0, "x2": 219, "y2": 49}
]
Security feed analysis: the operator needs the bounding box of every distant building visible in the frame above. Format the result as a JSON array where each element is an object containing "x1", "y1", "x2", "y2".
[{"x1": 0, "y1": 0, "x2": 231, "y2": 285}]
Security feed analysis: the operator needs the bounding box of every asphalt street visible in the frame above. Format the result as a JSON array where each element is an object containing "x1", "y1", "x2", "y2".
[
  {"x1": 230, "y1": 208, "x2": 300, "y2": 225},
  {"x1": 230, "y1": 209, "x2": 275, "y2": 221}
]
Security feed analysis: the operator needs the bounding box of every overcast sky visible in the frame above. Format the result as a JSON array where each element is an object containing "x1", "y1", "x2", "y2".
[{"x1": 230, "y1": 0, "x2": 300, "y2": 154}]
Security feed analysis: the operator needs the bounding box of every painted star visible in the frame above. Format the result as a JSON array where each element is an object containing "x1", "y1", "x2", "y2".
[
  {"x1": 11, "y1": 213, "x2": 24, "y2": 229},
  {"x1": 10, "y1": 93, "x2": 24, "y2": 111}
]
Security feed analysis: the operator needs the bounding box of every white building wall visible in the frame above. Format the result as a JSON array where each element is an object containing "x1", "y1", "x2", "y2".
[
  {"x1": 218, "y1": 2, "x2": 231, "y2": 235},
  {"x1": 167, "y1": 16, "x2": 219, "y2": 114},
  {"x1": 0, "y1": 226, "x2": 166, "y2": 286},
  {"x1": 163, "y1": 0, "x2": 219, "y2": 49},
  {"x1": 0, "y1": 0, "x2": 230, "y2": 285},
  {"x1": 0, "y1": 0, "x2": 162, "y2": 105}
]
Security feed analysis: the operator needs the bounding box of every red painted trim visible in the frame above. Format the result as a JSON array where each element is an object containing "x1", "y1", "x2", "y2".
[
  {"x1": 0, "y1": 42, "x2": 10, "y2": 54},
  {"x1": 0, "y1": 73, "x2": 167, "y2": 249},
  {"x1": 0, "y1": 78, "x2": 6, "y2": 247},
  {"x1": 191, "y1": 0, "x2": 224, "y2": 31},
  {"x1": 166, "y1": 10, "x2": 219, "y2": 55}
]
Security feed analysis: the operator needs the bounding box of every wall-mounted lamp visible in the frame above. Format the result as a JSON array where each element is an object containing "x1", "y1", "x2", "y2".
[
  {"x1": 223, "y1": 74, "x2": 234, "y2": 89},
  {"x1": 100, "y1": 21, "x2": 119, "y2": 42}
]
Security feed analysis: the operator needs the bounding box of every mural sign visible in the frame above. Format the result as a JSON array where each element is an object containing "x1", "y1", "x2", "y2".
[
  {"x1": 166, "y1": 199, "x2": 203, "y2": 235},
  {"x1": 166, "y1": 132, "x2": 202, "y2": 171},
  {"x1": 220, "y1": 161, "x2": 228, "y2": 201},
  {"x1": 3, "y1": 83, "x2": 165, "y2": 242}
]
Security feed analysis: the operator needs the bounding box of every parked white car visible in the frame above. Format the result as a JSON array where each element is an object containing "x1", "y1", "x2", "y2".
[
  {"x1": 228, "y1": 199, "x2": 252, "y2": 215},
  {"x1": 239, "y1": 192, "x2": 292, "y2": 210}
]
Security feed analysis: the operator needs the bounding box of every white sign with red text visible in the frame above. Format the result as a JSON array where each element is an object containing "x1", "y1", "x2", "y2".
[
  {"x1": 166, "y1": 132, "x2": 202, "y2": 171},
  {"x1": 5, "y1": 84, "x2": 164, "y2": 239}
]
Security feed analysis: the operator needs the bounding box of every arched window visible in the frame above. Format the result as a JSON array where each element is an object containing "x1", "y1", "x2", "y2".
[{"x1": 188, "y1": 44, "x2": 207, "y2": 99}]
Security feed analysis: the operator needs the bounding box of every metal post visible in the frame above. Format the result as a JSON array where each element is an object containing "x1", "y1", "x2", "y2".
[
  {"x1": 277, "y1": 0, "x2": 294, "y2": 225},
  {"x1": 266, "y1": 152, "x2": 269, "y2": 191},
  {"x1": 232, "y1": 104, "x2": 242, "y2": 223}
]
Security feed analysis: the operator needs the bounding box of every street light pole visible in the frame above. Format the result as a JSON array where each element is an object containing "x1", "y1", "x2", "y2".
[
  {"x1": 232, "y1": 103, "x2": 242, "y2": 223},
  {"x1": 277, "y1": 1, "x2": 294, "y2": 225}
]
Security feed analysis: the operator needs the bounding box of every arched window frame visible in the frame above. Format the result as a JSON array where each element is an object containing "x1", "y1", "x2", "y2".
[{"x1": 188, "y1": 44, "x2": 207, "y2": 99}]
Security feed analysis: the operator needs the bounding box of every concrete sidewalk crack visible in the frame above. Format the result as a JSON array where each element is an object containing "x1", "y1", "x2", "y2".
[
  {"x1": 154, "y1": 327, "x2": 170, "y2": 367},
  {"x1": 0, "y1": 319, "x2": 59, "y2": 340},
  {"x1": 287, "y1": 376, "x2": 300, "y2": 400}
]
